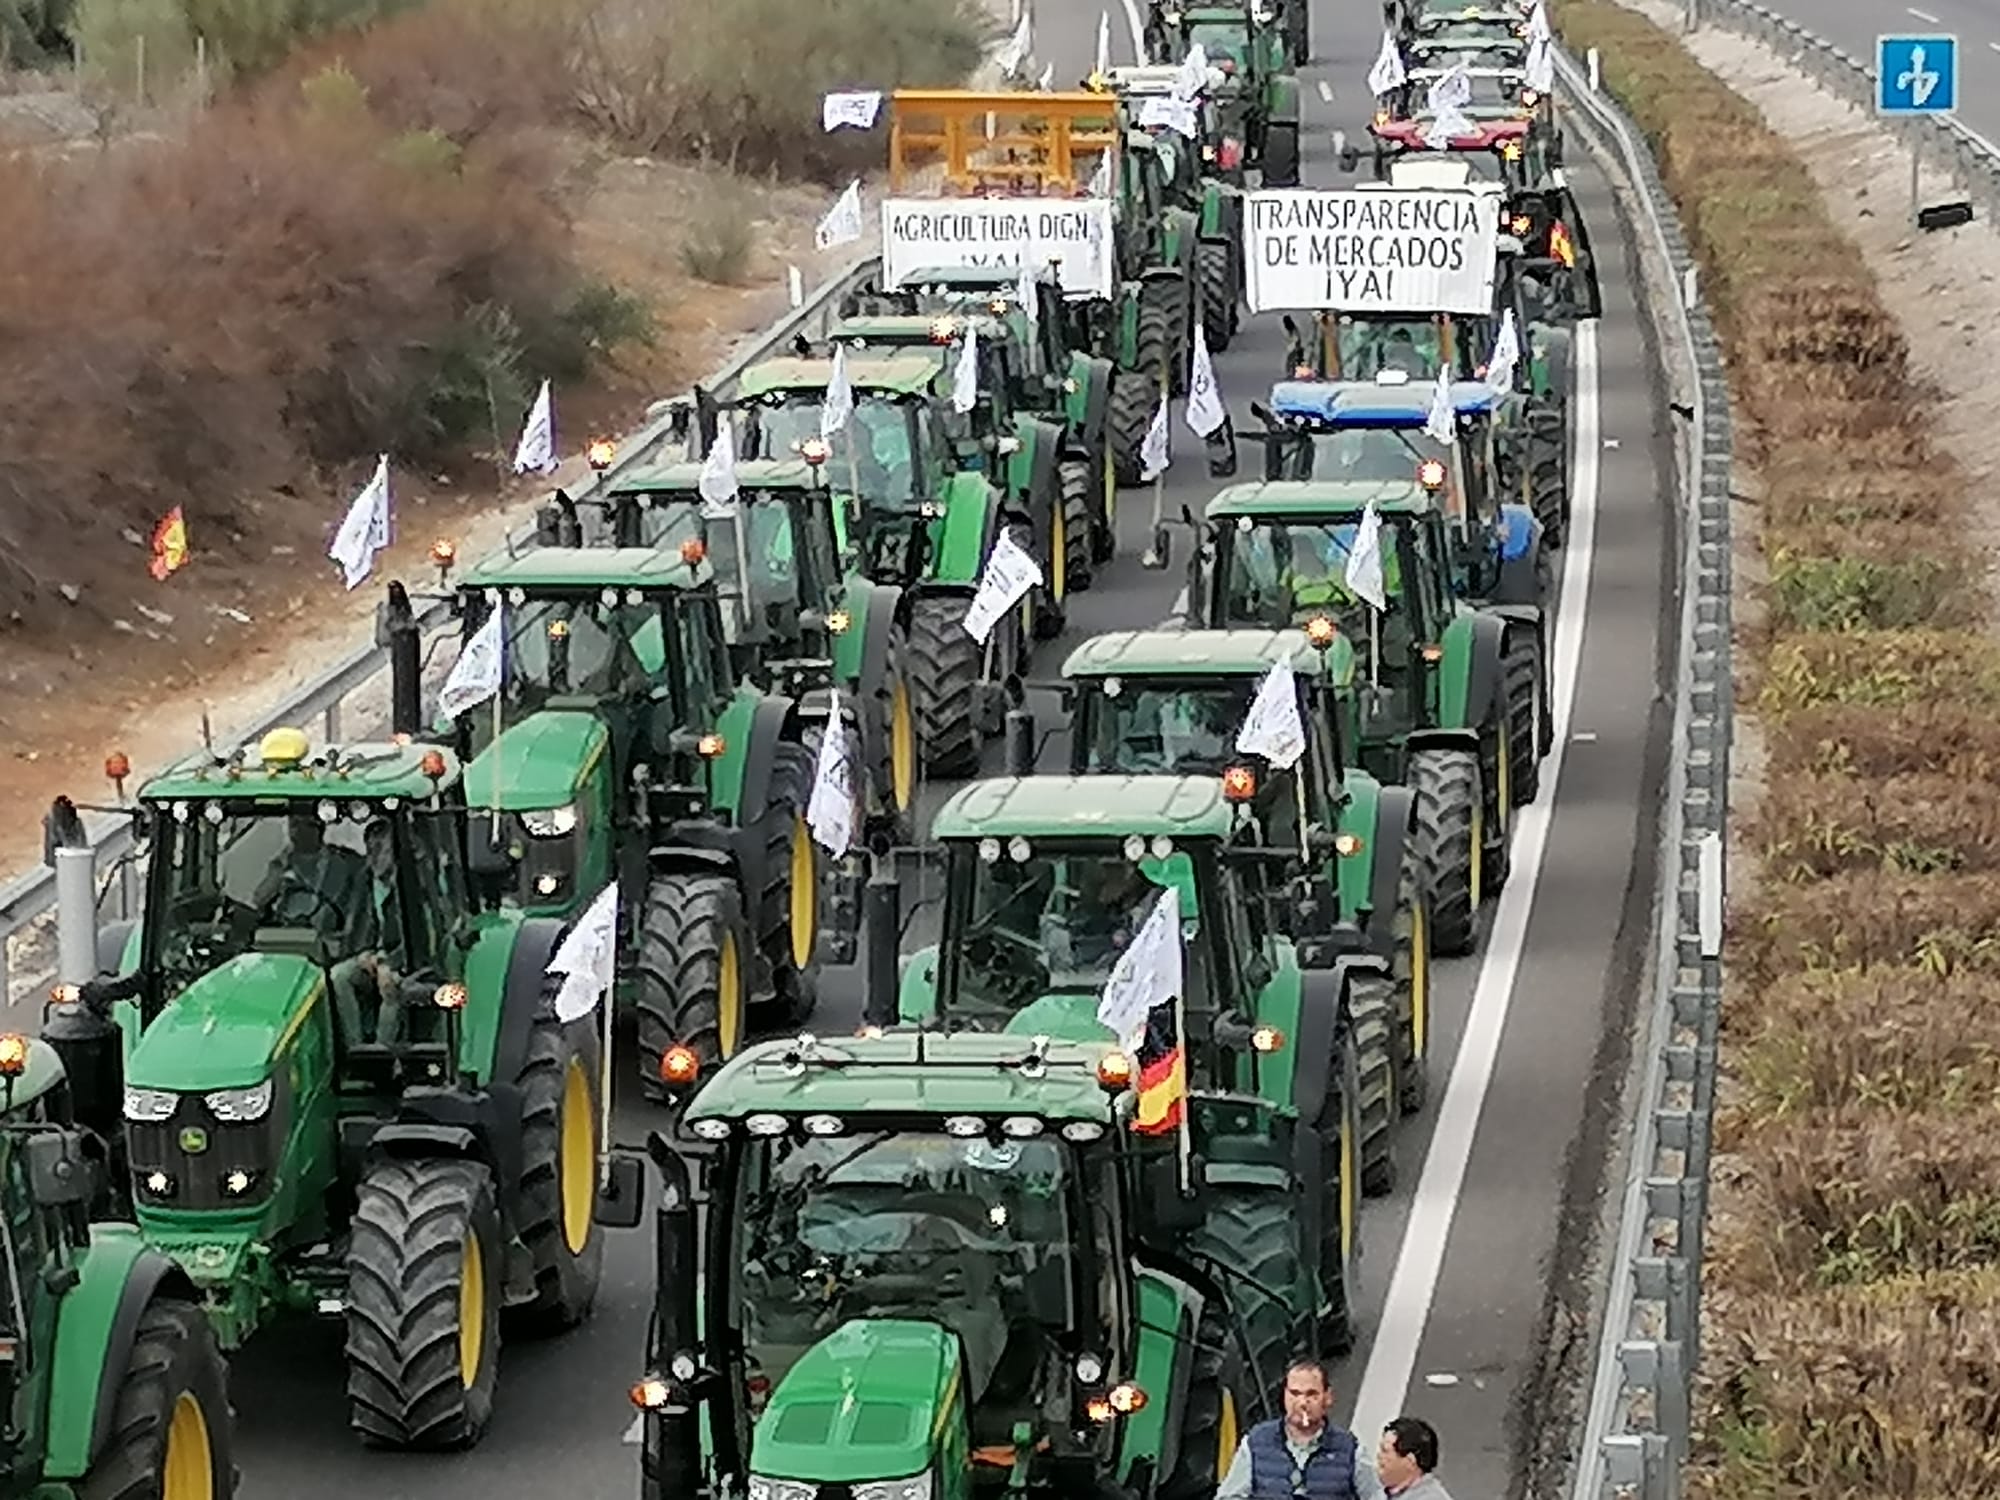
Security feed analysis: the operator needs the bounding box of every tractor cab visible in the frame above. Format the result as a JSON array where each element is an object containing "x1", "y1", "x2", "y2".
[
  {"x1": 1143, "y1": 1, "x2": 1301, "y2": 186},
  {"x1": 1408, "y1": 22, "x2": 1527, "y2": 61}
]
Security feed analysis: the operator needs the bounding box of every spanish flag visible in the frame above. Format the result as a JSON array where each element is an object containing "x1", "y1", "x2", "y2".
[
  {"x1": 1549, "y1": 220, "x2": 1577, "y2": 269},
  {"x1": 149, "y1": 507, "x2": 189, "y2": 581},
  {"x1": 1132, "y1": 1000, "x2": 1187, "y2": 1135}
]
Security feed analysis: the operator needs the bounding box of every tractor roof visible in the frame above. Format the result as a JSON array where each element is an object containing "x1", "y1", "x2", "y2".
[
  {"x1": 0, "y1": 1036, "x2": 74, "y2": 1116},
  {"x1": 684, "y1": 1031, "x2": 1120, "y2": 1125},
  {"x1": 1063, "y1": 627, "x2": 1328, "y2": 680},
  {"x1": 737, "y1": 351, "x2": 941, "y2": 399},
  {"x1": 833, "y1": 312, "x2": 1001, "y2": 346},
  {"x1": 462, "y1": 546, "x2": 712, "y2": 591},
  {"x1": 932, "y1": 774, "x2": 1236, "y2": 840},
  {"x1": 1268, "y1": 378, "x2": 1499, "y2": 425},
  {"x1": 1204, "y1": 479, "x2": 1435, "y2": 518},
  {"x1": 613, "y1": 457, "x2": 822, "y2": 494},
  {"x1": 140, "y1": 733, "x2": 462, "y2": 802},
  {"x1": 896, "y1": 264, "x2": 1020, "y2": 289}
]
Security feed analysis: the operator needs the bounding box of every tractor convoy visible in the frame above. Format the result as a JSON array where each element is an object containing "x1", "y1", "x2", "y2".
[{"x1": 23, "y1": 2, "x2": 1596, "y2": 1493}]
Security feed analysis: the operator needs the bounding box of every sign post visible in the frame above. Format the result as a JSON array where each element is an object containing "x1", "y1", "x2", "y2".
[{"x1": 1876, "y1": 33, "x2": 1959, "y2": 228}]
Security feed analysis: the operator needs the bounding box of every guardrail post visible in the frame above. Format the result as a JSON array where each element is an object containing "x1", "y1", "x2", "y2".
[
  {"x1": 324, "y1": 700, "x2": 343, "y2": 744},
  {"x1": 1587, "y1": 47, "x2": 1601, "y2": 91},
  {"x1": 54, "y1": 847, "x2": 97, "y2": 986}
]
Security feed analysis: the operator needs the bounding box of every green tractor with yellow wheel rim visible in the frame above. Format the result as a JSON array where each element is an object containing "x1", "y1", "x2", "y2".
[
  {"x1": 632, "y1": 1030, "x2": 1307, "y2": 1500},
  {"x1": 47, "y1": 729, "x2": 640, "y2": 1452},
  {"x1": 382, "y1": 546, "x2": 853, "y2": 1091},
  {"x1": 1026, "y1": 626, "x2": 1434, "y2": 1179}
]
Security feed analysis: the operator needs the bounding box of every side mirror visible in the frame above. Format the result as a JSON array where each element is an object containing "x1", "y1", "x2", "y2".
[
  {"x1": 595, "y1": 1150, "x2": 646, "y2": 1229},
  {"x1": 26, "y1": 1131, "x2": 90, "y2": 1208}
]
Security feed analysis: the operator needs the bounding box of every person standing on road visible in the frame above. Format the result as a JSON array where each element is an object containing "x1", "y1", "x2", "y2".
[
  {"x1": 1375, "y1": 1417, "x2": 1451, "y2": 1500},
  {"x1": 1214, "y1": 1357, "x2": 1386, "y2": 1500}
]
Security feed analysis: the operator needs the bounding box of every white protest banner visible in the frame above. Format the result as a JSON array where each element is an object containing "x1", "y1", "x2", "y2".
[
  {"x1": 882, "y1": 198, "x2": 1114, "y2": 298},
  {"x1": 1242, "y1": 188, "x2": 1499, "y2": 315}
]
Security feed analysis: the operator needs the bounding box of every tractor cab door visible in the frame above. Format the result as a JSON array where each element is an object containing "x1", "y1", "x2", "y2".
[
  {"x1": 1352, "y1": 520, "x2": 1431, "y2": 747},
  {"x1": 1407, "y1": 517, "x2": 1456, "y2": 724},
  {"x1": 0, "y1": 1138, "x2": 61, "y2": 1473}
]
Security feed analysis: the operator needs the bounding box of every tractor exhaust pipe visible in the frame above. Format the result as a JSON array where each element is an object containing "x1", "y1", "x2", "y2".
[
  {"x1": 862, "y1": 861, "x2": 901, "y2": 1029},
  {"x1": 43, "y1": 798, "x2": 95, "y2": 988},
  {"x1": 642, "y1": 1133, "x2": 703, "y2": 1500},
  {"x1": 1003, "y1": 708, "x2": 1036, "y2": 775},
  {"x1": 378, "y1": 583, "x2": 423, "y2": 738}
]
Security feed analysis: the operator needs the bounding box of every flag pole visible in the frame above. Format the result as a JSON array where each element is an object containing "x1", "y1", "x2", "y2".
[
  {"x1": 1370, "y1": 604, "x2": 1381, "y2": 688},
  {"x1": 1172, "y1": 984, "x2": 1193, "y2": 1196},
  {"x1": 598, "y1": 929, "x2": 616, "y2": 1189}
]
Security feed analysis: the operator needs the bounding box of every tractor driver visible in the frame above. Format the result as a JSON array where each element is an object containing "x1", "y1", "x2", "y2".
[
  {"x1": 1042, "y1": 859, "x2": 1156, "y2": 973},
  {"x1": 330, "y1": 819, "x2": 409, "y2": 1046},
  {"x1": 254, "y1": 810, "x2": 367, "y2": 941},
  {"x1": 847, "y1": 399, "x2": 916, "y2": 505}
]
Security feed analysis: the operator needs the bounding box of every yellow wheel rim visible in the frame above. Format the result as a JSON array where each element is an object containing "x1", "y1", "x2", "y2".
[
  {"x1": 1339, "y1": 1113, "x2": 1357, "y2": 1262},
  {"x1": 890, "y1": 677, "x2": 917, "y2": 812},
  {"x1": 1051, "y1": 502, "x2": 1068, "y2": 602},
  {"x1": 789, "y1": 817, "x2": 816, "y2": 970},
  {"x1": 1469, "y1": 798, "x2": 1483, "y2": 909},
  {"x1": 1497, "y1": 729, "x2": 1512, "y2": 836},
  {"x1": 559, "y1": 1057, "x2": 594, "y2": 1256},
  {"x1": 1103, "y1": 455, "x2": 1117, "y2": 530},
  {"x1": 458, "y1": 1232, "x2": 485, "y2": 1390},
  {"x1": 162, "y1": 1392, "x2": 213, "y2": 1500},
  {"x1": 1411, "y1": 904, "x2": 1429, "y2": 1060},
  {"x1": 719, "y1": 930, "x2": 743, "y2": 1058},
  {"x1": 1216, "y1": 1387, "x2": 1240, "y2": 1481}
]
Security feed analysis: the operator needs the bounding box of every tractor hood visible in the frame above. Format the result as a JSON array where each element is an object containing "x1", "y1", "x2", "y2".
[
  {"x1": 1002, "y1": 991, "x2": 1116, "y2": 1043},
  {"x1": 753, "y1": 1319, "x2": 957, "y2": 1483},
  {"x1": 125, "y1": 952, "x2": 322, "y2": 1092},
  {"x1": 460, "y1": 710, "x2": 607, "y2": 812}
]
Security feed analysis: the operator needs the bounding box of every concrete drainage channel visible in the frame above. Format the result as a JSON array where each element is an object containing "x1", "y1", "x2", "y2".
[{"x1": 0, "y1": 55, "x2": 1735, "y2": 1500}]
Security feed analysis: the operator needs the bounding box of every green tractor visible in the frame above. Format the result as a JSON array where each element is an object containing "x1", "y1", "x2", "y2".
[
  {"x1": 383, "y1": 545, "x2": 850, "y2": 1088},
  {"x1": 630, "y1": 1029, "x2": 1322, "y2": 1500},
  {"x1": 0, "y1": 1032, "x2": 238, "y2": 1496},
  {"x1": 1146, "y1": 0, "x2": 1302, "y2": 187},
  {"x1": 880, "y1": 773, "x2": 1384, "y2": 1343},
  {"x1": 47, "y1": 727, "x2": 641, "y2": 1450},
  {"x1": 1027, "y1": 626, "x2": 1435, "y2": 1161},
  {"x1": 1181, "y1": 479, "x2": 1552, "y2": 954}
]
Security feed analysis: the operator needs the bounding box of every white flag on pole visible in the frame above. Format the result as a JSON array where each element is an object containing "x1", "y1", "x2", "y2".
[
  {"x1": 439, "y1": 605, "x2": 504, "y2": 719},
  {"x1": 1140, "y1": 391, "x2": 1171, "y2": 481},
  {"x1": 822, "y1": 91, "x2": 883, "y2": 131},
  {"x1": 512, "y1": 378, "x2": 557, "y2": 475},
  {"x1": 1368, "y1": 31, "x2": 1407, "y2": 96},
  {"x1": 1422, "y1": 64, "x2": 1474, "y2": 149},
  {"x1": 1174, "y1": 42, "x2": 1209, "y2": 100},
  {"x1": 1485, "y1": 309, "x2": 1521, "y2": 395},
  {"x1": 1088, "y1": 148, "x2": 1115, "y2": 198},
  {"x1": 1526, "y1": 0, "x2": 1552, "y2": 44},
  {"x1": 1096, "y1": 9, "x2": 1111, "y2": 74},
  {"x1": 328, "y1": 454, "x2": 392, "y2": 590},
  {"x1": 822, "y1": 344, "x2": 854, "y2": 438},
  {"x1": 1095, "y1": 884, "x2": 1184, "y2": 1048},
  {"x1": 1139, "y1": 96, "x2": 1200, "y2": 137},
  {"x1": 996, "y1": 9, "x2": 1032, "y2": 74},
  {"x1": 1345, "y1": 499, "x2": 1388, "y2": 612},
  {"x1": 817, "y1": 181, "x2": 865, "y2": 250},
  {"x1": 951, "y1": 327, "x2": 980, "y2": 413},
  {"x1": 699, "y1": 422, "x2": 740, "y2": 517},
  {"x1": 1037, "y1": 60, "x2": 1054, "y2": 90},
  {"x1": 1186, "y1": 324, "x2": 1226, "y2": 438},
  {"x1": 1235, "y1": 659, "x2": 1307, "y2": 769},
  {"x1": 805, "y1": 697, "x2": 859, "y2": 856},
  {"x1": 547, "y1": 880, "x2": 619, "y2": 1023},
  {"x1": 1017, "y1": 262, "x2": 1040, "y2": 329},
  {"x1": 1423, "y1": 367, "x2": 1457, "y2": 446},
  {"x1": 962, "y1": 531, "x2": 1044, "y2": 643},
  {"x1": 1525, "y1": 34, "x2": 1554, "y2": 94}
]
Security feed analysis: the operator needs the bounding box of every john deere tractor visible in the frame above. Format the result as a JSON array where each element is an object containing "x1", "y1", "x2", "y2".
[
  {"x1": 883, "y1": 774, "x2": 1382, "y2": 1345},
  {"x1": 1181, "y1": 479, "x2": 1552, "y2": 954},
  {"x1": 631, "y1": 1030, "x2": 1320, "y2": 1499},
  {"x1": 1034, "y1": 627, "x2": 1435, "y2": 1160},
  {"x1": 0, "y1": 1033, "x2": 238, "y2": 1497},
  {"x1": 1146, "y1": 0, "x2": 1302, "y2": 187},
  {"x1": 49, "y1": 728, "x2": 638, "y2": 1450},
  {"x1": 384, "y1": 545, "x2": 850, "y2": 1089}
]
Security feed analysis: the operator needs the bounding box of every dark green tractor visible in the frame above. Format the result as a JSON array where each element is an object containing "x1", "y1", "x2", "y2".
[
  {"x1": 1182, "y1": 479, "x2": 1552, "y2": 954},
  {"x1": 1146, "y1": 0, "x2": 1302, "y2": 188}
]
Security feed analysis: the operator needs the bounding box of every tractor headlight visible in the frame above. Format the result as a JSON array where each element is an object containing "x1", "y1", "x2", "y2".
[
  {"x1": 123, "y1": 1087, "x2": 176, "y2": 1123},
  {"x1": 748, "y1": 1480, "x2": 819, "y2": 1500},
  {"x1": 521, "y1": 804, "x2": 579, "y2": 837},
  {"x1": 854, "y1": 1477, "x2": 934, "y2": 1500},
  {"x1": 205, "y1": 1080, "x2": 273, "y2": 1122}
]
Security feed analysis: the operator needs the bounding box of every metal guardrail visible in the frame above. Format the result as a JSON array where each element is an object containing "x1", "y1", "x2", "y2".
[
  {"x1": 0, "y1": 250, "x2": 885, "y2": 1005},
  {"x1": 1553, "y1": 41, "x2": 1733, "y2": 1500}
]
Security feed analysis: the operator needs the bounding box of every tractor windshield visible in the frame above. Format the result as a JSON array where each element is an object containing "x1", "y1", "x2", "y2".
[
  {"x1": 620, "y1": 495, "x2": 810, "y2": 637},
  {"x1": 1288, "y1": 425, "x2": 1448, "y2": 485},
  {"x1": 1332, "y1": 319, "x2": 1455, "y2": 380},
  {"x1": 734, "y1": 1130, "x2": 1092, "y2": 1405},
  {"x1": 1187, "y1": 21, "x2": 1248, "y2": 66},
  {"x1": 1077, "y1": 680, "x2": 1256, "y2": 774},
  {"x1": 759, "y1": 395, "x2": 921, "y2": 506},
  {"x1": 461, "y1": 596, "x2": 662, "y2": 740},
  {"x1": 1417, "y1": 20, "x2": 1521, "y2": 45},
  {"x1": 1214, "y1": 518, "x2": 1413, "y2": 664}
]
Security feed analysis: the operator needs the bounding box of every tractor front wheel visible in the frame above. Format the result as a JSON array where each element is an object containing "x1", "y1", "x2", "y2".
[
  {"x1": 1391, "y1": 855, "x2": 1433, "y2": 1118},
  {"x1": 1161, "y1": 1296, "x2": 1259, "y2": 1500},
  {"x1": 634, "y1": 873, "x2": 756, "y2": 1096},
  {"x1": 906, "y1": 591, "x2": 984, "y2": 778},
  {"x1": 1411, "y1": 747, "x2": 1483, "y2": 956},
  {"x1": 510, "y1": 1013, "x2": 605, "y2": 1336},
  {"x1": 1501, "y1": 634, "x2": 1545, "y2": 806},
  {"x1": 760, "y1": 737, "x2": 831, "y2": 1009},
  {"x1": 1195, "y1": 240, "x2": 1237, "y2": 354},
  {"x1": 1528, "y1": 410, "x2": 1569, "y2": 547},
  {"x1": 1109, "y1": 296, "x2": 1174, "y2": 486},
  {"x1": 1056, "y1": 459, "x2": 1096, "y2": 597},
  {"x1": 1348, "y1": 969, "x2": 1399, "y2": 1197},
  {"x1": 345, "y1": 1159, "x2": 502, "y2": 1450},
  {"x1": 79, "y1": 1298, "x2": 237, "y2": 1500},
  {"x1": 859, "y1": 626, "x2": 920, "y2": 845},
  {"x1": 1262, "y1": 122, "x2": 1301, "y2": 188},
  {"x1": 1188, "y1": 1190, "x2": 1311, "y2": 1409}
]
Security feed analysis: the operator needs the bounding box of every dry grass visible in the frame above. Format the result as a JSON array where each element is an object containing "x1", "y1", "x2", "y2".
[{"x1": 1555, "y1": 0, "x2": 2000, "y2": 1489}]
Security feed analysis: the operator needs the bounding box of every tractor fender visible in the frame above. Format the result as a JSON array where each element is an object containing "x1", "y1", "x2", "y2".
[
  {"x1": 1405, "y1": 725, "x2": 1481, "y2": 759},
  {"x1": 1129, "y1": 1263, "x2": 1204, "y2": 1490},
  {"x1": 53, "y1": 1228, "x2": 198, "y2": 1480},
  {"x1": 1365, "y1": 785, "x2": 1419, "y2": 957},
  {"x1": 375, "y1": 1084, "x2": 529, "y2": 1222},
  {"x1": 1460, "y1": 611, "x2": 1510, "y2": 731},
  {"x1": 649, "y1": 829, "x2": 742, "y2": 883},
  {"x1": 1068, "y1": 353, "x2": 1115, "y2": 450},
  {"x1": 459, "y1": 915, "x2": 566, "y2": 1085},
  {"x1": 734, "y1": 695, "x2": 797, "y2": 832},
  {"x1": 1267, "y1": 71, "x2": 1301, "y2": 124},
  {"x1": 852, "y1": 580, "x2": 903, "y2": 701},
  {"x1": 1488, "y1": 603, "x2": 1551, "y2": 741},
  {"x1": 1288, "y1": 966, "x2": 1344, "y2": 1127},
  {"x1": 1019, "y1": 415, "x2": 1065, "y2": 524}
]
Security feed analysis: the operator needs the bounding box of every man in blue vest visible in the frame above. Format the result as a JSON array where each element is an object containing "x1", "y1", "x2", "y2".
[{"x1": 1214, "y1": 1357, "x2": 1385, "y2": 1500}]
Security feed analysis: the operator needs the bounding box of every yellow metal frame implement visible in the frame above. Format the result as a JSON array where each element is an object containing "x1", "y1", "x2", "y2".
[{"x1": 888, "y1": 89, "x2": 1121, "y2": 195}]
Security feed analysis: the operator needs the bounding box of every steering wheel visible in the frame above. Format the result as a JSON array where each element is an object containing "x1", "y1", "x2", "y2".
[
  {"x1": 960, "y1": 925, "x2": 1048, "y2": 991},
  {"x1": 267, "y1": 874, "x2": 347, "y2": 935}
]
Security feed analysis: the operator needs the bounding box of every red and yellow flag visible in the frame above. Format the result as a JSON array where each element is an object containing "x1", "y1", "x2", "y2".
[
  {"x1": 1549, "y1": 220, "x2": 1577, "y2": 268},
  {"x1": 149, "y1": 507, "x2": 189, "y2": 581},
  {"x1": 1132, "y1": 1003, "x2": 1187, "y2": 1135}
]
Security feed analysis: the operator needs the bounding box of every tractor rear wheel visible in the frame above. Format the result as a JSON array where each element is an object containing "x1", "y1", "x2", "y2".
[
  {"x1": 1161, "y1": 1296, "x2": 1258, "y2": 1500},
  {"x1": 1411, "y1": 747, "x2": 1483, "y2": 957},
  {"x1": 1529, "y1": 414, "x2": 1569, "y2": 547},
  {"x1": 510, "y1": 1013, "x2": 605, "y2": 1336},
  {"x1": 80, "y1": 1297, "x2": 237, "y2": 1500},
  {"x1": 345, "y1": 1159, "x2": 502, "y2": 1450},
  {"x1": 1262, "y1": 122, "x2": 1301, "y2": 187},
  {"x1": 1110, "y1": 297, "x2": 1174, "y2": 486},
  {"x1": 1196, "y1": 240, "x2": 1236, "y2": 354},
  {"x1": 1312, "y1": 1029, "x2": 1364, "y2": 1360},
  {"x1": 759, "y1": 737, "x2": 828, "y2": 1014},
  {"x1": 1348, "y1": 970, "x2": 1399, "y2": 1197},
  {"x1": 1189, "y1": 1190, "x2": 1310, "y2": 1406},
  {"x1": 860, "y1": 625, "x2": 920, "y2": 844},
  {"x1": 1390, "y1": 854, "x2": 1433, "y2": 1118},
  {"x1": 1501, "y1": 633, "x2": 1545, "y2": 807},
  {"x1": 906, "y1": 591, "x2": 983, "y2": 778},
  {"x1": 1480, "y1": 700, "x2": 1516, "y2": 890},
  {"x1": 634, "y1": 873, "x2": 755, "y2": 1096},
  {"x1": 1056, "y1": 459, "x2": 1096, "y2": 596}
]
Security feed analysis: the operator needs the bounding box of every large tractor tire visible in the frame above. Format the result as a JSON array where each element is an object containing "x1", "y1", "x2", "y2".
[
  {"x1": 1411, "y1": 747, "x2": 1483, "y2": 957},
  {"x1": 1109, "y1": 297, "x2": 1174, "y2": 486},
  {"x1": 345, "y1": 1159, "x2": 502, "y2": 1450},
  {"x1": 1262, "y1": 122, "x2": 1301, "y2": 188},
  {"x1": 1055, "y1": 458, "x2": 1096, "y2": 598},
  {"x1": 634, "y1": 873, "x2": 755, "y2": 1094},
  {"x1": 1161, "y1": 1296, "x2": 1258, "y2": 1500},
  {"x1": 1189, "y1": 1190, "x2": 1311, "y2": 1405},
  {"x1": 510, "y1": 1013, "x2": 605, "y2": 1336},
  {"x1": 1311, "y1": 1033, "x2": 1365, "y2": 1359},
  {"x1": 1390, "y1": 856, "x2": 1433, "y2": 1118},
  {"x1": 1528, "y1": 413, "x2": 1569, "y2": 547},
  {"x1": 1502, "y1": 633, "x2": 1546, "y2": 807},
  {"x1": 1195, "y1": 240, "x2": 1237, "y2": 354},
  {"x1": 80, "y1": 1297, "x2": 238, "y2": 1500},
  {"x1": 1348, "y1": 970, "x2": 1399, "y2": 1198},
  {"x1": 1480, "y1": 698, "x2": 1516, "y2": 891},
  {"x1": 906, "y1": 591, "x2": 984, "y2": 779},
  {"x1": 860, "y1": 625, "x2": 921, "y2": 845},
  {"x1": 758, "y1": 737, "x2": 828, "y2": 1017}
]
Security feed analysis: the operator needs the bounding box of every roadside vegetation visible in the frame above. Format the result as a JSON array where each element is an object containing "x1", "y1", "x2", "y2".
[{"x1": 1554, "y1": 2, "x2": 2000, "y2": 1495}]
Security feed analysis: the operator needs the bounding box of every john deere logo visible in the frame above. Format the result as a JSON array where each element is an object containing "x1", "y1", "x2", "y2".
[{"x1": 178, "y1": 1127, "x2": 209, "y2": 1155}]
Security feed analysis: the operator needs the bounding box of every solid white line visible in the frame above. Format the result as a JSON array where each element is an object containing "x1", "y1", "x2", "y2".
[
  {"x1": 1988, "y1": 39, "x2": 2000, "y2": 53},
  {"x1": 1349, "y1": 319, "x2": 1603, "y2": 1439},
  {"x1": 1909, "y1": 7, "x2": 1940, "y2": 22},
  {"x1": 1120, "y1": 0, "x2": 1149, "y2": 64}
]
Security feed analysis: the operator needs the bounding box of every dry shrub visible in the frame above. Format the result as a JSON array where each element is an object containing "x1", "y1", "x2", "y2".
[
  {"x1": 1756, "y1": 771, "x2": 2000, "y2": 880},
  {"x1": 1734, "y1": 873, "x2": 2000, "y2": 989},
  {"x1": 1761, "y1": 460, "x2": 1952, "y2": 531},
  {"x1": 1691, "y1": 1269, "x2": 2000, "y2": 1500},
  {"x1": 1765, "y1": 701, "x2": 2000, "y2": 781},
  {"x1": 1767, "y1": 522, "x2": 1983, "y2": 634},
  {"x1": 1757, "y1": 630, "x2": 2000, "y2": 716},
  {"x1": 1734, "y1": 281, "x2": 1909, "y2": 381}
]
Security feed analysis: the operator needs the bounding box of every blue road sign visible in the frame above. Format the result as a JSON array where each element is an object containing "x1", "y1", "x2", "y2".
[{"x1": 1877, "y1": 34, "x2": 1958, "y2": 114}]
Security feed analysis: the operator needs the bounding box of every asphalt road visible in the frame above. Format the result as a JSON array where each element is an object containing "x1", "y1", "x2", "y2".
[{"x1": 232, "y1": 6, "x2": 1670, "y2": 1498}]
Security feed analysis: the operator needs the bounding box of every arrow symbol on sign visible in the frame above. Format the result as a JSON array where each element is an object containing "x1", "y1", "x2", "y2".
[{"x1": 1900, "y1": 44, "x2": 1941, "y2": 107}]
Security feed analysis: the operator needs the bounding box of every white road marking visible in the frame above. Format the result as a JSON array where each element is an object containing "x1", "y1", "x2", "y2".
[
  {"x1": 1319, "y1": 79, "x2": 1336, "y2": 102},
  {"x1": 1909, "y1": 7, "x2": 1940, "y2": 22},
  {"x1": 1350, "y1": 319, "x2": 1603, "y2": 1440},
  {"x1": 1120, "y1": 0, "x2": 1148, "y2": 63},
  {"x1": 1571, "y1": 731, "x2": 1598, "y2": 744},
  {"x1": 1989, "y1": 39, "x2": 2000, "y2": 53}
]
